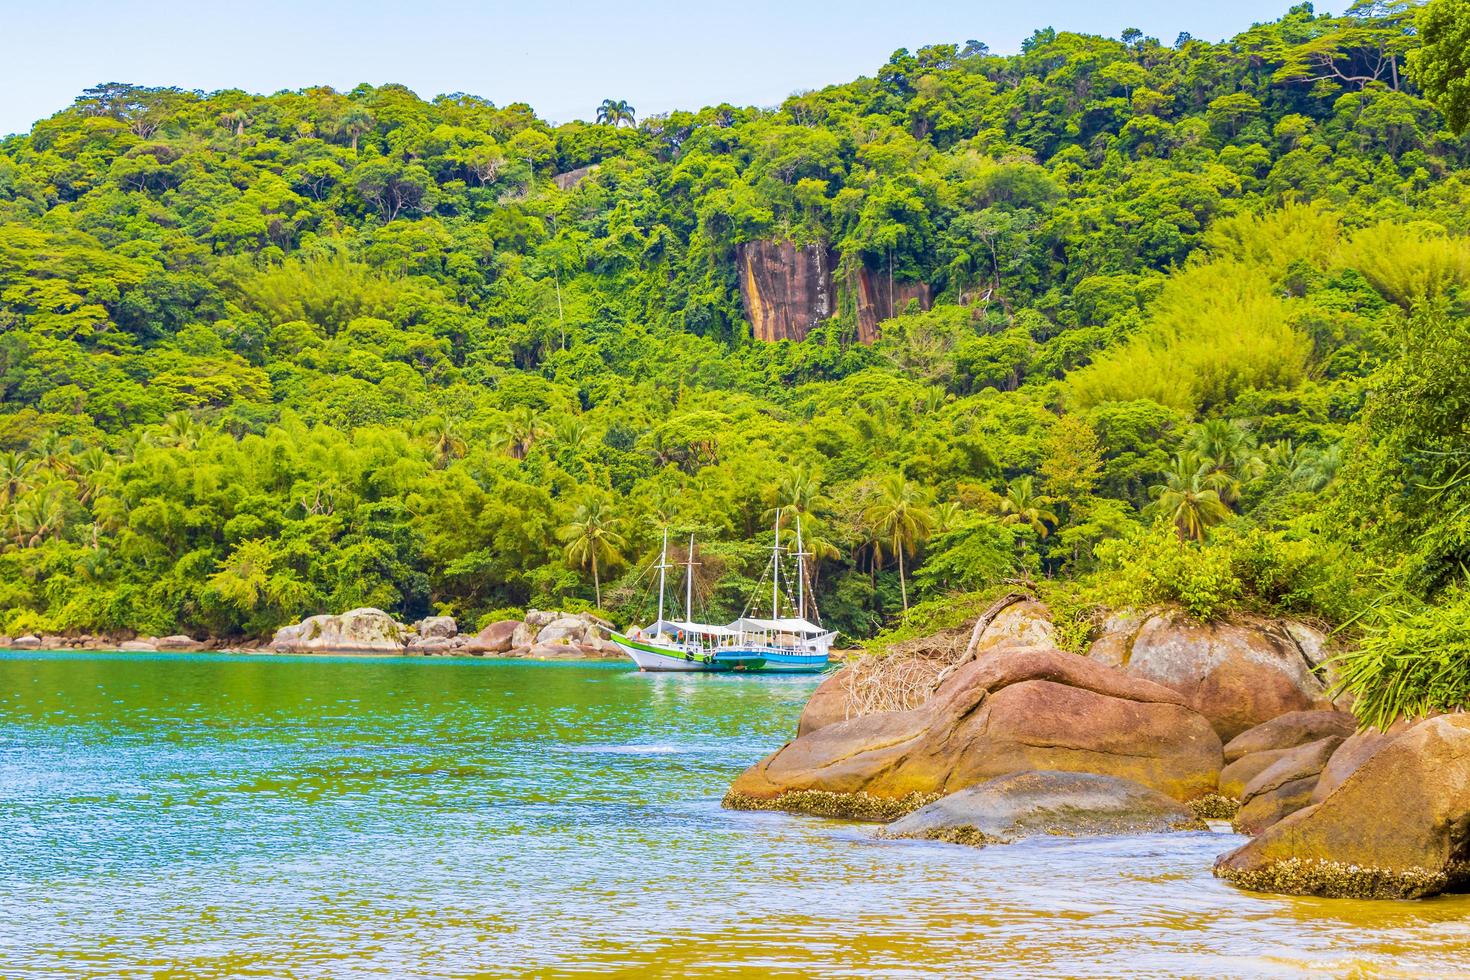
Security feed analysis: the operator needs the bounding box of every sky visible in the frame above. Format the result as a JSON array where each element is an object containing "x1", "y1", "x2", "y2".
[{"x1": 0, "y1": 0, "x2": 1320, "y2": 137}]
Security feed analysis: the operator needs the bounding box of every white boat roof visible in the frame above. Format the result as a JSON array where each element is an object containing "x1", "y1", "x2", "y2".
[
  {"x1": 731, "y1": 617, "x2": 828, "y2": 635},
  {"x1": 648, "y1": 619, "x2": 740, "y2": 637}
]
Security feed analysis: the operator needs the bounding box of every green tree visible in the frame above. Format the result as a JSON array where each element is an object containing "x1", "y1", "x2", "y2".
[
  {"x1": 1148, "y1": 454, "x2": 1233, "y2": 542},
  {"x1": 558, "y1": 497, "x2": 627, "y2": 608},
  {"x1": 863, "y1": 472, "x2": 934, "y2": 616},
  {"x1": 1409, "y1": 0, "x2": 1470, "y2": 134}
]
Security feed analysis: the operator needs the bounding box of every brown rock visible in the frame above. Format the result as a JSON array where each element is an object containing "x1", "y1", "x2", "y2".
[
  {"x1": 797, "y1": 668, "x2": 854, "y2": 736},
  {"x1": 465, "y1": 619, "x2": 520, "y2": 654},
  {"x1": 1223, "y1": 710, "x2": 1357, "y2": 763},
  {"x1": 1215, "y1": 714, "x2": 1470, "y2": 898},
  {"x1": 726, "y1": 647, "x2": 1222, "y2": 818},
  {"x1": 156, "y1": 635, "x2": 204, "y2": 652},
  {"x1": 736, "y1": 239, "x2": 931, "y2": 345},
  {"x1": 1114, "y1": 611, "x2": 1332, "y2": 741},
  {"x1": 10, "y1": 634, "x2": 41, "y2": 650},
  {"x1": 1310, "y1": 725, "x2": 1404, "y2": 804},
  {"x1": 1219, "y1": 746, "x2": 1298, "y2": 799},
  {"x1": 1233, "y1": 736, "x2": 1343, "y2": 835}
]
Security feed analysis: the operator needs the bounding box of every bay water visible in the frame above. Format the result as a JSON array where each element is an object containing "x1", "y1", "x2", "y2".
[{"x1": 2, "y1": 651, "x2": 1468, "y2": 978}]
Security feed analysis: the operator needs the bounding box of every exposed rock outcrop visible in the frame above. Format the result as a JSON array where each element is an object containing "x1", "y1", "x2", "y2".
[
  {"x1": 725, "y1": 646, "x2": 1223, "y2": 819},
  {"x1": 736, "y1": 239, "x2": 931, "y2": 344},
  {"x1": 271, "y1": 608, "x2": 407, "y2": 654},
  {"x1": 1088, "y1": 610, "x2": 1334, "y2": 741},
  {"x1": 737, "y1": 240, "x2": 836, "y2": 342},
  {"x1": 797, "y1": 669, "x2": 855, "y2": 737},
  {"x1": 1214, "y1": 714, "x2": 1470, "y2": 899},
  {"x1": 882, "y1": 770, "x2": 1205, "y2": 846},
  {"x1": 155, "y1": 635, "x2": 205, "y2": 652}
]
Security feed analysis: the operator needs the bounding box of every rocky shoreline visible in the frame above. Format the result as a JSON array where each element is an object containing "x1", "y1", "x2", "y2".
[
  {"x1": 0, "y1": 607, "x2": 626, "y2": 661},
  {"x1": 724, "y1": 601, "x2": 1470, "y2": 901}
]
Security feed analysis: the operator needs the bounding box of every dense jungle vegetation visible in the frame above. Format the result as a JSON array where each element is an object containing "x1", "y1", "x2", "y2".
[{"x1": 0, "y1": 1, "x2": 1467, "y2": 716}]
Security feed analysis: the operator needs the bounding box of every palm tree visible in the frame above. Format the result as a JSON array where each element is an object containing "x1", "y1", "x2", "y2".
[
  {"x1": 1149, "y1": 453, "x2": 1233, "y2": 542},
  {"x1": 11, "y1": 483, "x2": 67, "y2": 548},
  {"x1": 998, "y1": 476, "x2": 1058, "y2": 538},
  {"x1": 558, "y1": 498, "x2": 627, "y2": 608},
  {"x1": 498, "y1": 406, "x2": 547, "y2": 460},
  {"x1": 863, "y1": 472, "x2": 934, "y2": 616},
  {"x1": 595, "y1": 99, "x2": 636, "y2": 128},
  {"x1": 0, "y1": 451, "x2": 35, "y2": 509},
  {"x1": 218, "y1": 108, "x2": 249, "y2": 138},
  {"x1": 1187, "y1": 420, "x2": 1263, "y2": 505},
  {"x1": 418, "y1": 416, "x2": 467, "y2": 468},
  {"x1": 333, "y1": 105, "x2": 375, "y2": 152}
]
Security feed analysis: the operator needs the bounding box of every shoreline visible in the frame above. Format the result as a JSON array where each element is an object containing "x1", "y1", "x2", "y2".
[{"x1": 0, "y1": 634, "x2": 625, "y2": 663}]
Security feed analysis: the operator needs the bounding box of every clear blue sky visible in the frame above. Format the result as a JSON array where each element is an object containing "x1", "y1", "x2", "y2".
[{"x1": 0, "y1": 0, "x2": 1323, "y2": 137}]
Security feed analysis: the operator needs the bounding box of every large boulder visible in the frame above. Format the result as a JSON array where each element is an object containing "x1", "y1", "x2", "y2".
[
  {"x1": 414, "y1": 616, "x2": 458, "y2": 640},
  {"x1": 537, "y1": 616, "x2": 590, "y2": 645},
  {"x1": 797, "y1": 669, "x2": 855, "y2": 736},
  {"x1": 10, "y1": 634, "x2": 41, "y2": 650},
  {"x1": 974, "y1": 600, "x2": 1055, "y2": 653},
  {"x1": 1309, "y1": 724, "x2": 1407, "y2": 804},
  {"x1": 725, "y1": 646, "x2": 1223, "y2": 819},
  {"x1": 1091, "y1": 610, "x2": 1333, "y2": 741},
  {"x1": 1233, "y1": 736, "x2": 1343, "y2": 835},
  {"x1": 119, "y1": 638, "x2": 157, "y2": 652},
  {"x1": 882, "y1": 770, "x2": 1204, "y2": 845},
  {"x1": 1223, "y1": 710, "x2": 1357, "y2": 763},
  {"x1": 465, "y1": 620, "x2": 520, "y2": 655},
  {"x1": 271, "y1": 608, "x2": 407, "y2": 654},
  {"x1": 1220, "y1": 746, "x2": 1298, "y2": 799},
  {"x1": 1215, "y1": 714, "x2": 1470, "y2": 898}
]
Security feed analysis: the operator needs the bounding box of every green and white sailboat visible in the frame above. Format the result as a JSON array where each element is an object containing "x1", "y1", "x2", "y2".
[{"x1": 610, "y1": 530, "x2": 766, "y2": 672}]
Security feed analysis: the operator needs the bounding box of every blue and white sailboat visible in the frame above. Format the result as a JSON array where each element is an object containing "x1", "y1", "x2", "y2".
[{"x1": 732, "y1": 512, "x2": 838, "y2": 674}]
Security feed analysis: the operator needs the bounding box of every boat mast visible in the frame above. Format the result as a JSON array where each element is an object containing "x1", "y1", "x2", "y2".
[
  {"x1": 796, "y1": 515, "x2": 805, "y2": 622},
  {"x1": 771, "y1": 509, "x2": 781, "y2": 622},
  {"x1": 684, "y1": 532, "x2": 696, "y2": 624},
  {"x1": 655, "y1": 527, "x2": 669, "y2": 638}
]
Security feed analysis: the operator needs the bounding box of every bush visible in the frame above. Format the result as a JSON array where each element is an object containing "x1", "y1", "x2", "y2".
[
  {"x1": 1329, "y1": 589, "x2": 1470, "y2": 730},
  {"x1": 1088, "y1": 522, "x2": 1359, "y2": 623}
]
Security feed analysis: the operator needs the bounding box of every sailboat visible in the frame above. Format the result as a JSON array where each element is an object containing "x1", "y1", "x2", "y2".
[
  {"x1": 609, "y1": 530, "x2": 766, "y2": 672},
  {"x1": 731, "y1": 511, "x2": 838, "y2": 674}
]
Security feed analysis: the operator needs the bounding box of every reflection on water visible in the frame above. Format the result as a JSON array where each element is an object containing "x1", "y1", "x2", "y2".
[{"x1": 2, "y1": 651, "x2": 1469, "y2": 978}]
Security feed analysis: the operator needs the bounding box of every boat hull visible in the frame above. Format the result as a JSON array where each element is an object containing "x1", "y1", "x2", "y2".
[
  {"x1": 610, "y1": 632, "x2": 764, "y2": 672},
  {"x1": 749, "y1": 651, "x2": 833, "y2": 674}
]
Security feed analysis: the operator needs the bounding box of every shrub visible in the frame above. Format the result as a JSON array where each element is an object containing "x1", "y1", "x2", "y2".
[{"x1": 1329, "y1": 589, "x2": 1470, "y2": 730}]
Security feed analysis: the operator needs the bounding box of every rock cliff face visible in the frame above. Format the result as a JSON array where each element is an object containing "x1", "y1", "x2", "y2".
[
  {"x1": 737, "y1": 240, "x2": 835, "y2": 342},
  {"x1": 736, "y1": 240, "x2": 931, "y2": 344}
]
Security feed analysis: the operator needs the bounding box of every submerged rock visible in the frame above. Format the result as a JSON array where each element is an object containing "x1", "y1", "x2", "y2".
[
  {"x1": 882, "y1": 770, "x2": 1205, "y2": 846},
  {"x1": 1214, "y1": 714, "x2": 1470, "y2": 899},
  {"x1": 725, "y1": 646, "x2": 1222, "y2": 820}
]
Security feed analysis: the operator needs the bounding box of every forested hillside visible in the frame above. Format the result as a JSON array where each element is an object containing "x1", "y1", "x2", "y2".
[{"x1": 1, "y1": 2, "x2": 1467, "y2": 707}]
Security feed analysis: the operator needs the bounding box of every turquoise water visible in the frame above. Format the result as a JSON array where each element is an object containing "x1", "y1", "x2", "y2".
[{"x1": 3, "y1": 651, "x2": 1470, "y2": 978}]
